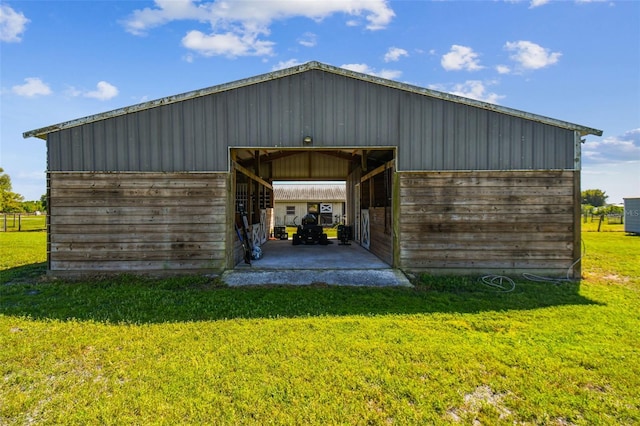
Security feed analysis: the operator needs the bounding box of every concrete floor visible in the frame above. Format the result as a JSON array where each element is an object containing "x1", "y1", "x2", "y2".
[
  {"x1": 222, "y1": 239, "x2": 412, "y2": 287},
  {"x1": 241, "y1": 239, "x2": 390, "y2": 269}
]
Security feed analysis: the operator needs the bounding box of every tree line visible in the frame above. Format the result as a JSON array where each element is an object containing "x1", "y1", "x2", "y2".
[
  {"x1": 581, "y1": 188, "x2": 623, "y2": 216},
  {"x1": 0, "y1": 168, "x2": 46, "y2": 213}
]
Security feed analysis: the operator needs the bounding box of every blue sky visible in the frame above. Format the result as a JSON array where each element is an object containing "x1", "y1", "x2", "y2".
[{"x1": 1, "y1": 0, "x2": 638, "y2": 203}]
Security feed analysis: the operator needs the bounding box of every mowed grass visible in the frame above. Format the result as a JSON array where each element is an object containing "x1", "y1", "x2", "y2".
[
  {"x1": 0, "y1": 214, "x2": 46, "y2": 232},
  {"x1": 1, "y1": 229, "x2": 639, "y2": 424}
]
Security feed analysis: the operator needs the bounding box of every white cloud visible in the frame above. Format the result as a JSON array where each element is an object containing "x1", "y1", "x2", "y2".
[
  {"x1": 529, "y1": 0, "x2": 607, "y2": 7},
  {"x1": 341, "y1": 63, "x2": 402, "y2": 80},
  {"x1": 529, "y1": 0, "x2": 551, "y2": 8},
  {"x1": 441, "y1": 45, "x2": 483, "y2": 71},
  {"x1": 182, "y1": 30, "x2": 274, "y2": 57},
  {"x1": 504, "y1": 40, "x2": 561, "y2": 70},
  {"x1": 496, "y1": 65, "x2": 511, "y2": 74},
  {"x1": 377, "y1": 69, "x2": 402, "y2": 80},
  {"x1": 12, "y1": 78, "x2": 52, "y2": 97},
  {"x1": 583, "y1": 129, "x2": 640, "y2": 164},
  {"x1": 0, "y1": 4, "x2": 29, "y2": 42},
  {"x1": 298, "y1": 32, "x2": 317, "y2": 48},
  {"x1": 384, "y1": 47, "x2": 408, "y2": 62},
  {"x1": 84, "y1": 81, "x2": 119, "y2": 100},
  {"x1": 123, "y1": 0, "x2": 394, "y2": 57},
  {"x1": 272, "y1": 59, "x2": 304, "y2": 71},
  {"x1": 430, "y1": 80, "x2": 505, "y2": 104}
]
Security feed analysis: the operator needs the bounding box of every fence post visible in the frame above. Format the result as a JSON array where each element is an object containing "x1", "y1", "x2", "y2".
[
  {"x1": 2, "y1": 214, "x2": 5, "y2": 232},
  {"x1": 597, "y1": 214, "x2": 604, "y2": 232},
  {"x1": 18, "y1": 213, "x2": 22, "y2": 231}
]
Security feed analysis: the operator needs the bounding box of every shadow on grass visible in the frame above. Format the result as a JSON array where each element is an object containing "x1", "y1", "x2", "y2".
[{"x1": 1, "y1": 263, "x2": 601, "y2": 324}]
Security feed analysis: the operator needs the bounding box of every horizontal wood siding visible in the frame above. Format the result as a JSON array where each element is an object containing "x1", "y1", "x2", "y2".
[
  {"x1": 398, "y1": 171, "x2": 577, "y2": 276},
  {"x1": 49, "y1": 172, "x2": 228, "y2": 274},
  {"x1": 368, "y1": 207, "x2": 392, "y2": 265}
]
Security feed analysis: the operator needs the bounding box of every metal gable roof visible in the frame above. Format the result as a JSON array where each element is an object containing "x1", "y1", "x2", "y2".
[
  {"x1": 274, "y1": 184, "x2": 346, "y2": 202},
  {"x1": 23, "y1": 61, "x2": 602, "y2": 140}
]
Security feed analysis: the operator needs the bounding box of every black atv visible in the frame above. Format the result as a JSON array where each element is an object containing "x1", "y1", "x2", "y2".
[{"x1": 292, "y1": 213, "x2": 329, "y2": 245}]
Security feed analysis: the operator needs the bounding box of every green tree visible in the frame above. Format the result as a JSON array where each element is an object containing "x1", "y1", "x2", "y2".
[
  {"x1": 581, "y1": 189, "x2": 608, "y2": 207},
  {"x1": 40, "y1": 193, "x2": 47, "y2": 212},
  {"x1": 21, "y1": 200, "x2": 44, "y2": 213},
  {"x1": 0, "y1": 167, "x2": 24, "y2": 212}
]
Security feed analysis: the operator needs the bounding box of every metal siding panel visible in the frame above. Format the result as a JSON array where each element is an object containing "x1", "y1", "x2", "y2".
[
  {"x1": 192, "y1": 97, "x2": 207, "y2": 170},
  {"x1": 80, "y1": 126, "x2": 91, "y2": 170},
  {"x1": 532, "y1": 123, "x2": 544, "y2": 169},
  {"x1": 48, "y1": 133, "x2": 60, "y2": 171},
  {"x1": 476, "y1": 109, "x2": 490, "y2": 170},
  {"x1": 345, "y1": 75, "x2": 357, "y2": 143},
  {"x1": 443, "y1": 102, "x2": 456, "y2": 170},
  {"x1": 411, "y1": 96, "x2": 426, "y2": 170},
  {"x1": 523, "y1": 121, "x2": 535, "y2": 169},
  {"x1": 564, "y1": 128, "x2": 574, "y2": 169},
  {"x1": 557, "y1": 126, "x2": 573, "y2": 169},
  {"x1": 457, "y1": 106, "x2": 469, "y2": 169},
  {"x1": 309, "y1": 72, "x2": 323, "y2": 144},
  {"x1": 124, "y1": 114, "x2": 137, "y2": 170},
  {"x1": 103, "y1": 119, "x2": 117, "y2": 171},
  {"x1": 157, "y1": 105, "x2": 171, "y2": 171},
  {"x1": 44, "y1": 68, "x2": 580, "y2": 174},
  {"x1": 431, "y1": 99, "x2": 444, "y2": 170},
  {"x1": 486, "y1": 114, "x2": 499, "y2": 170},
  {"x1": 69, "y1": 128, "x2": 82, "y2": 170},
  {"x1": 509, "y1": 119, "x2": 522, "y2": 169},
  {"x1": 557, "y1": 127, "x2": 567, "y2": 169},
  {"x1": 479, "y1": 109, "x2": 491, "y2": 169},
  {"x1": 137, "y1": 110, "x2": 150, "y2": 171},
  {"x1": 335, "y1": 75, "x2": 349, "y2": 145},
  {"x1": 170, "y1": 102, "x2": 184, "y2": 170},
  {"x1": 500, "y1": 114, "x2": 513, "y2": 170},
  {"x1": 214, "y1": 96, "x2": 228, "y2": 170},
  {"x1": 147, "y1": 109, "x2": 160, "y2": 171},
  {"x1": 313, "y1": 71, "x2": 327, "y2": 145},
  {"x1": 184, "y1": 101, "x2": 196, "y2": 170},
  {"x1": 291, "y1": 77, "x2": 304, "y2": 145},
  {"x1": 114, "y1": 116, "x2": 126, "y2": 171},
  {"x1": 202, "y1": 96, "x2": 215, "y2": 170},
  {"x1": 398, "y1": 95, "x2": 413, "y2": 170},
  {"x1": 93, "y1": 120, "x2": 107, "y2": 171}
]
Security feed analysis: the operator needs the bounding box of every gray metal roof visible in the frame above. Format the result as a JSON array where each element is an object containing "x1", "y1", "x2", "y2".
[
  {"x1": 23, "y1": 61, "x2": 602, "y2": 140},
  {"x1": 274, "y1": 183, "x2": 346, "y2": 201}
]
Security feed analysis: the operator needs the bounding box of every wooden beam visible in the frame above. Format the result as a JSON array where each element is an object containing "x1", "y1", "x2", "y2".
[
  {"x1": 361, "y1": 159, "x2": 395, "y2": 183},
  {"x1": 232, "y1": 161, "x2": 273, "y2": 190}
]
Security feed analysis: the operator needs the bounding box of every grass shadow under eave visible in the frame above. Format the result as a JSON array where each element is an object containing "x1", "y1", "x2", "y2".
[{"x1": 0, "y1": 264, "x2": 600, "y2": 324}]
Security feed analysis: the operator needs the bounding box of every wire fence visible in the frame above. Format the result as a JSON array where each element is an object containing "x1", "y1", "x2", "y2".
[{"x1": 0, "y1": 213, "x2": 47, "y2": 232}]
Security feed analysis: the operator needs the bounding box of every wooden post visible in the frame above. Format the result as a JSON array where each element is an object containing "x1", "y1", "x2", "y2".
[
  {"x1": 18, "y1": 214, "x2": 22, "y2": 231},
  {"x1": 597, "y1": 214, "x2": 604, "y2": 232},
  {"x1": 2, "y1": 214, "x2": 5, "y2": 232}
]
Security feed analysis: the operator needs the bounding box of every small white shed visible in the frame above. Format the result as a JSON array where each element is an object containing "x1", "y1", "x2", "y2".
[{"x1": 624, "y1": 198, "x2": 640, "y2": 234}]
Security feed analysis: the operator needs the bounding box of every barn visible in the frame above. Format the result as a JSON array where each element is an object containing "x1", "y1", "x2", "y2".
[
  {"x1": 273, "y1": 183, "x2": 346, "y2": 228},
  {"x1": 23, "y1": 61, "x2": 602, "y2": 278}
]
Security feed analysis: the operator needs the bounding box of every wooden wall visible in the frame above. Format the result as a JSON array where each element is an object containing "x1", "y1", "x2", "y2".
[
  {"x1": 48, "y1": 172, "x2": 228, "y2": 275},
  {"x1": 398, "y1": 171, "x2": 578, "y2": 277},
  {"x1": 368, "y1": 207, "x2": 393, "y2": 265}
]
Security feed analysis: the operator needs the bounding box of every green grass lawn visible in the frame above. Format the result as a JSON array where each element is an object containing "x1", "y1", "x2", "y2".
[
  {"x1": 0, "y1": 214, "x2": 46, "y2": 232},
  {"x1": 1, "y1": 228, "x2": 638, "y2": 425}
]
